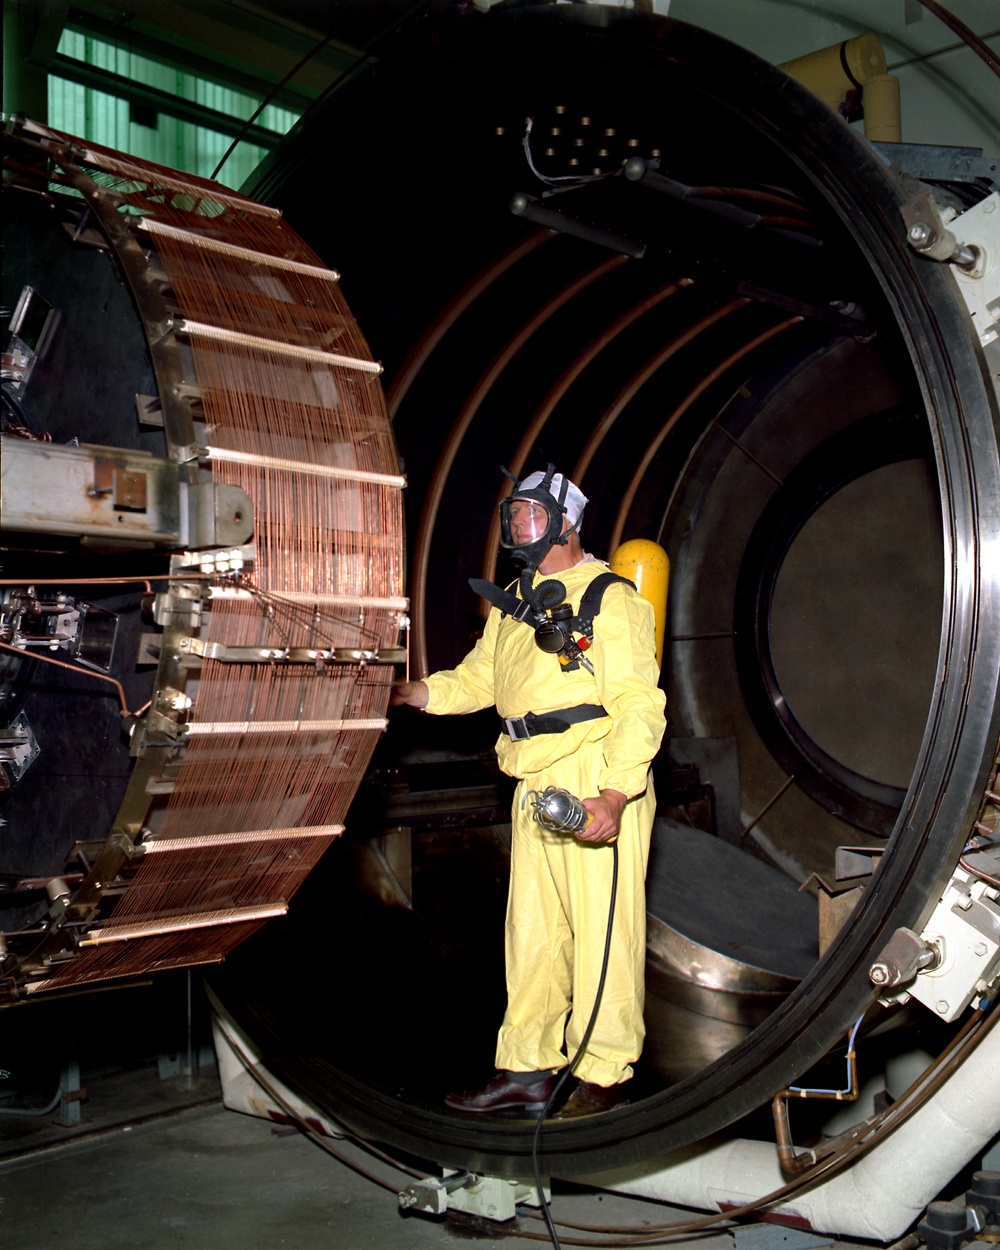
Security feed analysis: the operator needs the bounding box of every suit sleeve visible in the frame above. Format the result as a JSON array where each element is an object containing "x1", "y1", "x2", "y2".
[
  {"x1": 423, "y1": 608, "x2": 500, "y2": 715},
  {"x1": 590, "y1": 583, "x2": 667, "y2": 797}
]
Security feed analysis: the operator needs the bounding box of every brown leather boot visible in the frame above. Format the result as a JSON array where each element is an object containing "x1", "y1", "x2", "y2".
[
  {"x1": 551, "y1": 1080, "x2": 631, "y2": 1118},
  {"x1": 445, "y1": 1070, "x2": 557, "y2": 1114}
]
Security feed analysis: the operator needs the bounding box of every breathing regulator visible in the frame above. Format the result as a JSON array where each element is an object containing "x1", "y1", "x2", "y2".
[{"x1": 520, "y1": 576, "x2": 597, "y2": 673}]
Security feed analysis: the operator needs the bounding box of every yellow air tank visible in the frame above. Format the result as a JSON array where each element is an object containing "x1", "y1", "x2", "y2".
[{"x1": 610, "y1": 538, "x2": 670, "y2": 670}]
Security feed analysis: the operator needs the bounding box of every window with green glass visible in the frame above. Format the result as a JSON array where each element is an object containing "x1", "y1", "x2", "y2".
[{"x1": 49, "y1": 29, "x2": 298, "y2": 189}]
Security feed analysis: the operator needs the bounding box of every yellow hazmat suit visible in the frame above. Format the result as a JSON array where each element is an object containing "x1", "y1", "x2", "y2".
[{"x1": 424, "y1": 558, "x2": 666, "y2": 1086}]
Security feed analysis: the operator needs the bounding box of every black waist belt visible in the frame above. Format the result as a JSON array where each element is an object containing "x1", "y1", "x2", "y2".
[{"x1": 501, "y1": 704, "x2": 609, "y2": 741}]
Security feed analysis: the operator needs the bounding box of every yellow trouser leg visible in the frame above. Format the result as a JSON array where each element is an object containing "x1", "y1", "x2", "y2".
[
  {"x1": 495, "y1": 745, "x2": 653, "y2": 1085},
  {"x1": 494, "y1": 793, "x2": 575, "y2": 1073}
]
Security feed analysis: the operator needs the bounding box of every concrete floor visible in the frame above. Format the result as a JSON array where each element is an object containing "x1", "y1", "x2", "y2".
[
  {"x1": 0, "y1": 1058, "x2": 741, "y2": 1250},
  {"x1": 4, "y1": 988, "x2": 993, "y2": 1250}
]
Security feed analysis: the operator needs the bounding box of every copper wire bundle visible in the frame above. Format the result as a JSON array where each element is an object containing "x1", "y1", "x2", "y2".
[{"x1": 28, "y1": 133, "x2": 405, "y2": 993}]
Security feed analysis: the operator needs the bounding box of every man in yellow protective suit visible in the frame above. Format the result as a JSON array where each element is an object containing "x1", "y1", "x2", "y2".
[{"x1": 391, "y1": 466, "x2": 666, "y2": 1117}]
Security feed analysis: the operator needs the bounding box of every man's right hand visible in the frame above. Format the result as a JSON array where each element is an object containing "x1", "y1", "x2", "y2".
[
  {"x1": 390, "y1": 679, "x2": 430, "y2": 708},
  {"x1": 578, "y1": 789, "x2": 627, "y2": 843}
]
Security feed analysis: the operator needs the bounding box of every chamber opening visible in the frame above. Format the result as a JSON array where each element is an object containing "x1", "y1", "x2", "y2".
[
  {"x1": 213, "y1": 6, "x2": 1000, "y2": 1175},
  {"x1": 5, "y1": 4, "x2": 997, "y2": 1179}
]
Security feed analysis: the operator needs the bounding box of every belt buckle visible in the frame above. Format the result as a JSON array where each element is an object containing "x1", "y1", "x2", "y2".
[{"x1": 504, "y1": 717, "x2": 530, "y2": 741}]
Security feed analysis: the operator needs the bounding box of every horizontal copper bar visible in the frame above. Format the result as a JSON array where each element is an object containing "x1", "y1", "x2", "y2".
[
  {"x1": 178, "y1": 319, "x2": 383, "y2": 373},
  {"x1": 185, "y1": 718, "x2": 387, "y2": 736},
  {"x1": 140, "y1": 825, "x2": 344, "y2": 853},
  {"x1": 208, "y1": 588, "x2": 409, "y2": 610},
  {"x1": 137, "y1": 218, "x2": 340, "y2": 280},
  {"x1": 80, "y1": 903, "x2": 287, "y2": 945},
  {"x1": 206, "y1": 445, "x2": 405, "y2": 486}
]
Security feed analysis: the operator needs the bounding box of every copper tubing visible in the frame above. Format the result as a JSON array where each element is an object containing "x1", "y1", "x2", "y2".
[
  {"x1": 0, "y1": 640, "x2": 140, "y2": 719},
  {"x1": 609, "y1": 316, "x2": 802, "y2": 552},
  {"x1": 772, "y1": 1035, "x2": 860, "y2": 1173},
  {"x1": 0, "y1": 576, "x2": 196, "y2": 587},
  {"x1": 960, "y1": 852, "x2": 1000, "y2": 890},
  {"x1": 688, "y1": 185, "x2": 812, "y2": 214},
  {"x1": 385, "y1": 230, "x2": 552, "y2": 418},
  {"x1": 410, "y1": 254, "x2": 627, "y2": 676},
  {"x1": 577, "y1": 298, "x2": 749, "y2": 488},
  {"x1": 479, "y1": 278, "x2": 693, "y2": 587},
  {"x1": 773, "y1": 1093, "x2": 859, "y2": 1175},
  {"x1": 913, "y1": 0, "x2": 1000, "y2": 78},
  {"x1": 772, "y1": 1094, "x2": 813, "y2": 1173}
]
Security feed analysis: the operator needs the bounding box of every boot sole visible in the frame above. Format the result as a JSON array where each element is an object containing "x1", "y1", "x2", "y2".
[{"x1": 444, "y1": 1099, "x2": 550, "y2": 1116}]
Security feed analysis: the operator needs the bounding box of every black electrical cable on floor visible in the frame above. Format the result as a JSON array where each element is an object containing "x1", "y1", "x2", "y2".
[{"x1": 531, "y1": 839, "x2": 620, "y2": 1250}]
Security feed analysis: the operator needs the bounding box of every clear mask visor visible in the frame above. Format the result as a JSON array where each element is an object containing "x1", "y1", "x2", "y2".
[{"x1": 504, "y1": 498, "x2": 553, "y2": 546}]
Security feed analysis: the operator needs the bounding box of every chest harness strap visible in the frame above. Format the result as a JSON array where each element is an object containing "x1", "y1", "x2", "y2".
[
  {"x1": 469, "y1": 571, "x2": 633, "y2": 669},
  {"x1": 468, "y1": 571, "x2": 635, "y2": 739}
]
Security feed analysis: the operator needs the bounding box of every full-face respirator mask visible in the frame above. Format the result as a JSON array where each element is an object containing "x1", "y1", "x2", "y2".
[
  {"x1": 493, "y1": 465, "x2": 595, "y2": 669},
  {"x1": 498, "y1": 464, "x2": 585, "y2": 573}
]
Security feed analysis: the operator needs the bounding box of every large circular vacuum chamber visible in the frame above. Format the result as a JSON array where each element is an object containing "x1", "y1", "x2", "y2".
[
  {"x1": 2, "y1": 4, "x2": 998, "y2": 1181},
  {"x1": 220, "y1": 5, "x2": 1000, "y2": 1175}
]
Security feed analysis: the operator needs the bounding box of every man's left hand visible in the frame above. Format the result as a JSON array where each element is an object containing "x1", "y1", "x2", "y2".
[{"x1": 578, "y1": 789, "x2": 627, "y2": 843}]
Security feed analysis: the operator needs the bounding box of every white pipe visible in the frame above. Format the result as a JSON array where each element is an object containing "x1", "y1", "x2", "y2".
[{"x1": 574, "y1": 1016, "x2": 1000, "y2": 1241}]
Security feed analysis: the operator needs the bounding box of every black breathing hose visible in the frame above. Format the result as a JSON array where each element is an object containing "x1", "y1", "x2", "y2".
[{"x1": 531, "y1": 837, "x2": 620, "y2": 1250}]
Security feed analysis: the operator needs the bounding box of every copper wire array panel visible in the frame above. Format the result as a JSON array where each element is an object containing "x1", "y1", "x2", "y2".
[{"x1": 24, "y1": 133, "x2": 405, "y2": 994}]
